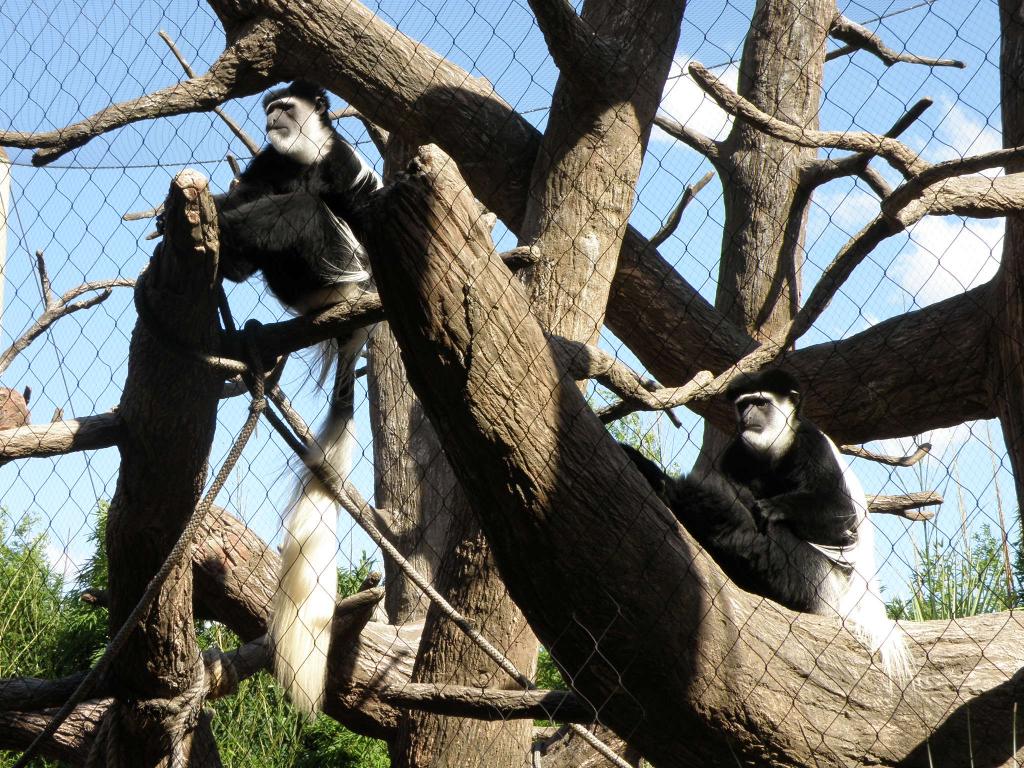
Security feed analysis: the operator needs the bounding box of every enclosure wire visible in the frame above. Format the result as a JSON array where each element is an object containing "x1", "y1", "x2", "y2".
[{"x1": 10, "y1": 303, "x2": 268, "y2": 768}]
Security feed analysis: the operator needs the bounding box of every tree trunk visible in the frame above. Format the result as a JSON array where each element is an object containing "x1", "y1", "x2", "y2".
[
  {"x1": 698, "y1": 0, "x2": 831, "y2": 468},
  {"x1": 367, "y1": 324, "x2": 450, "y2": 625},
  {"x1": 364, "y1": 134, "x2": 538, "y2": 766},
  {"x1": 364, "y1": 142, "x2": 1024, "y2": 768},
  {"x1": 995, "y1": 1, "x2": 1024, "y2": 514},
  {"x1": 104, "y1": 170, "x2": 223, "y2": 766}
]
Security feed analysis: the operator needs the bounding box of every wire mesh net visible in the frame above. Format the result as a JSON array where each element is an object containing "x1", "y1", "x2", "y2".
[{"x1": 0, "y1": 0, "x2": 1020, "y2": 766}]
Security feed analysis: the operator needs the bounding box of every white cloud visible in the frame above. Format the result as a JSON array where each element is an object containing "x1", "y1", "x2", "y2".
[
  {"x1": 921, "y1": 102, "x2": 1003, "y2": 173},
  {"x1": 813, "y1": 185, "x2": 881, "y2": 234},
  {"x1": 656, "y1": 58, "x2": 739, "y2": 143},
  {"x1": 891, "y1": 216, "x2": 1002, "y2": 306}
]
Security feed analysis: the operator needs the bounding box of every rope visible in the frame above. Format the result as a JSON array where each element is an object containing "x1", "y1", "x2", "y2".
[
  {"x1": 12, "y1": 314, "x2": 267, "y2": 768},
  {"x1": 27, "y1": 269, "x2": 628, "y2": 765},
  {"x1": 258, "y1": 392, "x2": 633, "y2": 768},
  {"x1": 132, "y1": 270, "x2": 248, "y2": 376}
]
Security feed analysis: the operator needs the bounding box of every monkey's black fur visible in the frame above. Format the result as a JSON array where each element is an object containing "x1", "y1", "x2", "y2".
[
  {"x1": 622, "y1": 369, "x2": 858, "y2": 614},
  {"x1": 215, "y1": 81, "x2": 382, "y2": 428},
  {"x1": 216, "y1": 81, "x2": 381, "y2": 308},
  {"x1": 722, "y1": 372, "x2": 858, "y2": 549},
  {"x1": 622, "y1": 444, "x2": 833, "y2": 613},
  {"x1": 211, "y1": 82, "x2": 387, "y2": 712}
]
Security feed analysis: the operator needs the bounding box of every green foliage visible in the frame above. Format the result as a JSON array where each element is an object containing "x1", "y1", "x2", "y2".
[
  {"x1": 0, "y1": 512, "x2": 64, "y2": 680},
  {"x1": 51, "y1": 504, "x2": 109, "y2": 675},
  {"x1": 535, "y1": 647, "x2": 566, "y2": 691},
  {"x1": 200, "y1": 624, "x2": 390, "y2": 768},
  {"x1": 0, "y1": 510, "x2": 389, "y2": 767},
  {"x1": 338, "y1": 554, "x2": 378, "y2": 599},
  {"x1": 292, "y1": 717, "x2": 390, "y2": 768},
  {"x1": 597, "y1": 386, "x2": 675, "y2": 471},
  {"x1": 888, "y1": 524, "x2": 1018, "y2": 621}
]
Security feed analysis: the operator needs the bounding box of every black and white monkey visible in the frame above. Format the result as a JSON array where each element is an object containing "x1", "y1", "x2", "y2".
[
  {"x1": 215, "y1": 81, "x2": 382, "y2": 713},
  {"x1": 624, "y1": 369, "x2": 910, "y2": 682}
]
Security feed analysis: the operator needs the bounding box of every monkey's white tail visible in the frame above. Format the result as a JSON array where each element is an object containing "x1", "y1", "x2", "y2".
[
  {"x1": 269, "y1": 413, "x2": 353, "y2": 714},
  {"x1": 826, "y1": 437, "x2": 914, "y2": 687},
  {"x1": 269, "y1": 331, "x2": 366, "y2": 714},
  {"x1": 839, "y1": 568, "x2": 914, "y2": 686}
]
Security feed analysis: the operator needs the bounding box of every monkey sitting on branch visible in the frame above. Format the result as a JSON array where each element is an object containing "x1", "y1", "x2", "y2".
[{"x1": 623, "y1": 368, "x2": 911, "y2": 683}]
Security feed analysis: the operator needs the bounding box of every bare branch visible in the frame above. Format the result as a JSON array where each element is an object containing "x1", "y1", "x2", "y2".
[
  {"x1": 866, "y1": 492, "x2": 942, "y2": 520},
  {"x1": 802, "y1": 98, "x2": 932, "y2": 193},
  {"x1": 158, "y1": 29, "x2": 261, "y2": 155},
  {"x1": 122, "y1": 203, "x2": 163, "y2": 222},
  {"x1": 654, "y1": 114, "x2": 720, "y2": 161},
  {"x1": 650, "y1": 171, "x2": 714, "y2": 249},
  {"x1": 330, "y1": 106, "x2": 389, "y2": 155},
  {"x1": 0, "y1": 19, "x2": 282, "y2": 165},
  {"x1": 781, "y1": 213, "x2": 902, "y2": 347},
  {"x1": 856, "y1": 165, "x2": 893, "y2": 198},
  {"x1": 841, "y1": 442, "x2": 932, "y2": 467},
  {"x1": 33, "y1": 250, "x2": 53, "y2": 307},
  {"x1": 688, "y1": 61, "x2": 927, "y2": 176},
  {"x1": 0, "y1": 412, "x2": 122, "y2": 465},
  {"x1": 0, "y1": 278, "x2": 134, "y2": 375},
  {"x1": 828, "y1": 15, "x2": 965, "y2": 68},
  {"x1": 549, "y1": 336, "x2": 713, "y2": 422}
]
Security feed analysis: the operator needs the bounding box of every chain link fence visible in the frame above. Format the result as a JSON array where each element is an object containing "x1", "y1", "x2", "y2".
[{"x1": 0, "y1": 0, "x2": 1020, "y2": 765}]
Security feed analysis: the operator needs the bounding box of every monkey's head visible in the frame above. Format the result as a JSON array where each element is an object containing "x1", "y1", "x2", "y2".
[
  {"x1": 726, "y1": 369, "x2": 801, "y2": 460},
  {"x1": 262, "y1": 81, "x2": 333, "y2": 164}
]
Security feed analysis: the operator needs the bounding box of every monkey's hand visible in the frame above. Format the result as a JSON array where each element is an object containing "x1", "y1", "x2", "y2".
[{"x1": 752, "y1": 499, "x2": 784, "y2": 532}]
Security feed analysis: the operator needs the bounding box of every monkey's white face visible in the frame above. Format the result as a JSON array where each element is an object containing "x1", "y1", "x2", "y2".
[
  {"x1": 265, "y1": 96, "x2": 333, "y2": 165},
  {"x1": 734, "y1": 391, "x2": 798, "y2": 460}
]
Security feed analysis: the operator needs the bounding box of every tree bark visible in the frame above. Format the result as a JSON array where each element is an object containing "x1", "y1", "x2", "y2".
[
  {"x1": 518, "y1": 0, "x2": 685, "y2": 345},
  {"x1": 104, "y1": 170, "x2": 223, "y2": 766},
  {"x1": 373, "y1": 137, "x2": 538, "y2": 768},
  {"x1": 363, "y1": 143, "x2": 1024, "y2": 768},
  {"x1": 367, "y1": 325, "x2": 449, "y2": 625},
  {"x1": 995, "y1": 1, "x2": 1024, "y2": 513}
]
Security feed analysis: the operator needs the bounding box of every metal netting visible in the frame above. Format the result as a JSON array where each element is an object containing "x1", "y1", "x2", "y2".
[{"x1": 0, "y1": 0, "x2": 1020, "y2": 766}]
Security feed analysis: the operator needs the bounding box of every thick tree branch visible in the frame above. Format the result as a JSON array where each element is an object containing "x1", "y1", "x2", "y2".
[
  {"x1": 654, "y1": 114, "x2": 721, "y2": 162},
  {"x1": 0, "y1": 413, "x2": 123, "y2": 464},
  {"x1": 158, "y1": 29, "x2": 261, "y2": 155},
  {"x1": 790, "y1": 283, "x2": 994, "y2": 443},
  {"x1": 828, "y1": 14, "x2": 965, "y2": 68},
  {"x1": 527, "y1": 0, "x2": 621, "y2": 85},
  {"x1": 0, "y1": 701, "x2": 106, "y2": 764}
]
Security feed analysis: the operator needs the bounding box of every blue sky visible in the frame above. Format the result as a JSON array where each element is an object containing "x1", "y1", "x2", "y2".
[{"x1": 0, "y1": 0, "x2": 1015, "y2": 603}]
